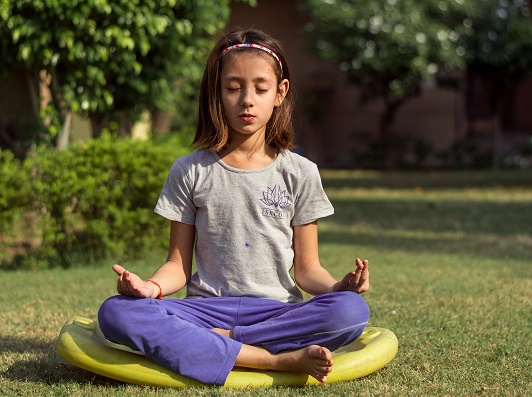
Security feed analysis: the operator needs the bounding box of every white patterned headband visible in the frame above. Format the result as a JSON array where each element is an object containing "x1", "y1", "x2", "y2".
[{"x1": 223, "y1": 43, "x2": 283, "y2": 76}]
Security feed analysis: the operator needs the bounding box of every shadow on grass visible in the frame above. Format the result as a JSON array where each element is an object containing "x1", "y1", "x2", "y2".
[
  {"x1": 321, "y1": 170, "x2": 532, "y2": 190},
  {"x1": 321, "y1": 198, "x2": 532, "y2": 261},
  {"x1": 329, "y1": 198, "x2": 532, "y2": 234},
  {"x1": 0, "y1": 337, "x2": 50, "y2": 355},
  {"x1": 320, "y1": 228, "x2": 532, "y2": 263},
  {"x1": 1, "y1": 337, "x2": 122, "y2": 387}
]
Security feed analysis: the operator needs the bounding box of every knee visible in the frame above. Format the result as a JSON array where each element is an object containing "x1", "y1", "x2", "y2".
[
  {"x1": 319, "y1": 291, "x2": 370, "y2": 328},
  {"x1": 97, "y1": 295, "x2": 141, "y2": 336}
]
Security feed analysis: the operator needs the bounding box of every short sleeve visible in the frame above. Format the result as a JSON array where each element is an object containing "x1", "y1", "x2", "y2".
[
  {"x1": 153, "y1": 159, "x2": 196, "y2": 225},
  {"x1": 291, "y1": 164, "x2": 334, "y2": 226}
]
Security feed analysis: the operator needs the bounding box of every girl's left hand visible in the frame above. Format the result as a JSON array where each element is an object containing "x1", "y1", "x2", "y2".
[{"x1": 333, "y1": 258, "x2": 370, "y2": 294}]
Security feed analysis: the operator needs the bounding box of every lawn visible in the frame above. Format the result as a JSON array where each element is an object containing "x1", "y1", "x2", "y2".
[{"x1": 1, "y1": 170, "x2": 531, "y2": 397}]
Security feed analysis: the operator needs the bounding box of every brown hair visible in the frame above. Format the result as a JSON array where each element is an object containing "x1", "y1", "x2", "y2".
[{"x1": 193, "y1": 26, "x2": 295, "y2": 151}]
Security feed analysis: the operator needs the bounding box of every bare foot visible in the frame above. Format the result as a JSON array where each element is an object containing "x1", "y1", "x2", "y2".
[
  {"x1": 272, "y1": 345, "x2": 334, "y2": 382},
  {"x1": 212, "y1": 328, "x2": 334, "y2": 382},
  {"x1": 236, "y1": 344, "x2": 334, "y2": 383}
]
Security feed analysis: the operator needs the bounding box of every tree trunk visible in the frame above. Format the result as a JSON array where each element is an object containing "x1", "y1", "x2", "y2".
[
  {"x1": 491, "y1": 95, "x2": 507, "y2": 169},
  {"x1": 378, "y1": 98, "x2": 402, "y2": 169},
  {"x1": 118, "y1": 111, "x2": 132, "y2": 137},
  {"x1": 90, "y1": 114, "x2": 109, "y2": 138},
  {"x1": 151, "y1": 110, "x2": 172, "y2": 136},
  {"x1": 25, "y1": 70, "x2": 41, "y2": 121},
  {"x1": 56, "y1": 112, "x2": 71, "y2": 150},
  {"x1": 377, "y1": 105, "x2": 395, "y2": 142},
  {"x1": 48, "y1": 68, "x2": 71, "y2": 149}
]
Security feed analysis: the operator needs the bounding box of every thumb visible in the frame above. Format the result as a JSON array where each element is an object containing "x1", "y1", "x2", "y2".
[
  {"x1": 112, "y1": 264, "x2": 125, "y2": 276},
  {"x1": 341, "y1": 271, "x2": 356, "y2": 286}
]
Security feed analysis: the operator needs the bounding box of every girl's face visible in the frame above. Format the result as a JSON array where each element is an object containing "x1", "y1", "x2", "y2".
[{"x1": 220, "y1": 52, "x2": 289, "y2": 142}]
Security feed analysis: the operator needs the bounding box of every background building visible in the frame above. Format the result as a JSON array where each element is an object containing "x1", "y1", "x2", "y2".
[{"x1": 229, "y1": 0, "x2": 532, "y2": 168}]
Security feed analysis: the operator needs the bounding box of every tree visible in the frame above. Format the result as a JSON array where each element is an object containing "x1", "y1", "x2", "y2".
[
  {"x1": 299, "y1": 0, "x2": 472, "y2": 162},
  {"x1": 460, "y1": 0, "x2": 532, "y2": 167},
  {"x1": 0, "y1": 0, "x2": 245, "y2": 151}
]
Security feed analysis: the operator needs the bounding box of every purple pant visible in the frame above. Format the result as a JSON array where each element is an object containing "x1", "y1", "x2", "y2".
[{"x1": 98, "y1": 291, "x2": 369, "y2": 385}]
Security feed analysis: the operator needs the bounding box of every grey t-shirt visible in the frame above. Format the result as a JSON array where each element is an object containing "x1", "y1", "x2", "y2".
[{"x1": 154, "y1": 149, "x2": 334, "y2": 303}]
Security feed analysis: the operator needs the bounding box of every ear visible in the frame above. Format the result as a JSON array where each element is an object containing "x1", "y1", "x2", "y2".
[{"x1": 275, "y1": 79, "x2": 289, "y2": 107}]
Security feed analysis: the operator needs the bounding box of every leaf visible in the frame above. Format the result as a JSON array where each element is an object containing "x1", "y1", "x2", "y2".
[{"x1": 19, "y1": 43, "x2": 32, "y2": 61}]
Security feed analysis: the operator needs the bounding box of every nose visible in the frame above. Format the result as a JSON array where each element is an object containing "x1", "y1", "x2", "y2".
[{"x1": 240, "y1": 87, "x2": 254, "y2": 108}]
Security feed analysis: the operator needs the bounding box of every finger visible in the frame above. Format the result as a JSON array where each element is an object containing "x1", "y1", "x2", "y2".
[
  {"x1": 355, "y1": 260, "x2": 370, "y2": 293},
  {"x1": 113, "y1": 264, "x2": 129, "y2": 295},
  {"x1": 122, "y1": 271, "x2": 148, "y2": 298},
  {"x1": 340, "y1": 271, "x2": 356, "y2": 289},
  {"x1": 361, "y1": 260, "x2": 369, "y2": 276},
  {"x1": 122, "y1": 272, "x2": 138, "y2": 295},
  {"x1": 112, "y1": 264, "x2": 125, "y2": 276},
  {"x1": 357, "y1": 259, "x2": 367, "y2": 272},
  {"x1": 351, "y1": 259, "x2": 363, "y2": 284},
  {"x1": 123, "y1": 269, "x2": 139, "y2": 288},
  {"x1": 357, "y1": 268, "x2": 369, "y2": 286},
  {"x1": 116, "y1": 278, "x2": 126, "y2": 295},
  {"x1": 116, "y1": 267, "x2": 137, "y2": 296}
]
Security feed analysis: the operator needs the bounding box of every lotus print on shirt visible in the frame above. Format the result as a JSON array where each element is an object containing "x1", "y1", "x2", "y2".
[
  {"x1": 260, "y1": 185, "x2": 291, "y2": 208},
  {"x1": 260, "y1": 185, "x2": 291, "y2": 219}
]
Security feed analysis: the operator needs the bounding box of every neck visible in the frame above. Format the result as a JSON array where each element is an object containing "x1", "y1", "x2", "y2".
[
  {"x1": 227, "y1": 127, "x2": 267, "y2": 152},
  {"x1": 217, "y1": 131, "x2": 278, "y2": 169}
]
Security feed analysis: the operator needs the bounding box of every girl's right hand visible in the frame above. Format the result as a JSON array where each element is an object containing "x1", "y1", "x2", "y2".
[{"x1": 112, "y1": 264, "x2": 155, "y2": 298}]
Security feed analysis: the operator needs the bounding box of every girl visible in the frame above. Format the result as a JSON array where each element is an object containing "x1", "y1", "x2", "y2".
[{"x1": 98, "y1": 26, "x2": 370, "y2": 386}]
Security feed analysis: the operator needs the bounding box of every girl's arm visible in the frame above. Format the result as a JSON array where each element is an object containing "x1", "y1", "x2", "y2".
[
  {"x1": 293, "y1": 222, "x2": 369, "y2": 296},
  {"x1": 113, "y1": 221, "x2": 195, "y2": 298}
]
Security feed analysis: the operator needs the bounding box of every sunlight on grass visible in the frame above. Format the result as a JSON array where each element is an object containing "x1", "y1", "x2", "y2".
[{"x1": 1, "y1": 170, "x2": 531, "y2": 397}]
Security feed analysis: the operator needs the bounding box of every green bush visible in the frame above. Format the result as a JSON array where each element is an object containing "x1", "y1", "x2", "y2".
[
  {"x1": 1, "y1": 134, "x2": 192, "y2": 269},
  {"x1": 0, "y1": 150, "x2": 33, "y2": 262},
  {"x1": 0, "y1": 150, "x2": 28, "y2": 228}
]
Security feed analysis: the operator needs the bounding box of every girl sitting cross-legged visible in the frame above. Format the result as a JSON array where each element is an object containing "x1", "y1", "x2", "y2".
[{"x1": 98, "y1": 26, "x2": 370, "y2": 386}]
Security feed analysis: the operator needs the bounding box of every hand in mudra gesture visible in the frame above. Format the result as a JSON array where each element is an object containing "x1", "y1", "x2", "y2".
[
  {"x1": 333, "y1": 258, "x2": 370, "y2": 294},
  {"x1": 112, "y1": 264, "x2": 156, "y2": 298}
]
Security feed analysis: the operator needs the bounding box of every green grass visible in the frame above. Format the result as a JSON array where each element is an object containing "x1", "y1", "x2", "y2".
[{"x1": 1, "y1": 170, "x2": 531, "y2": 396}]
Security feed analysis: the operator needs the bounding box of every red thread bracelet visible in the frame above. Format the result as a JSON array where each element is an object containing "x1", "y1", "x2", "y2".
[{"x1": 146, "y1": 279, "x2": 162, "y2": 300}]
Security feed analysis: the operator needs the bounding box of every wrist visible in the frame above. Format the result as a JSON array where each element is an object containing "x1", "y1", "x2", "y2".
[{"x1": 145, "y1": 279, "x2": 162, "y2": 299}]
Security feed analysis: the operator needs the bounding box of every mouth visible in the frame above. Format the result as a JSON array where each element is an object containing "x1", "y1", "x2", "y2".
[{"x1": 239, "y1": 113, "x2": 255, "y2": 123}]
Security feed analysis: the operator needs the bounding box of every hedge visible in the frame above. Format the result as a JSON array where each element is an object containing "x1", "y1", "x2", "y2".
[
  {"x1": 0, "y1": 150, "x2": 33, "y2": 251},
  {"x1": 0, "y1": 133, "x2": 192, "y2": 270}
]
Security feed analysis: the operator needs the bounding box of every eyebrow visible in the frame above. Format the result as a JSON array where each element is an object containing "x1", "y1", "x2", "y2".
[{"x1": 222, "y1": 75, "x2": 273, "y2": 84}]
